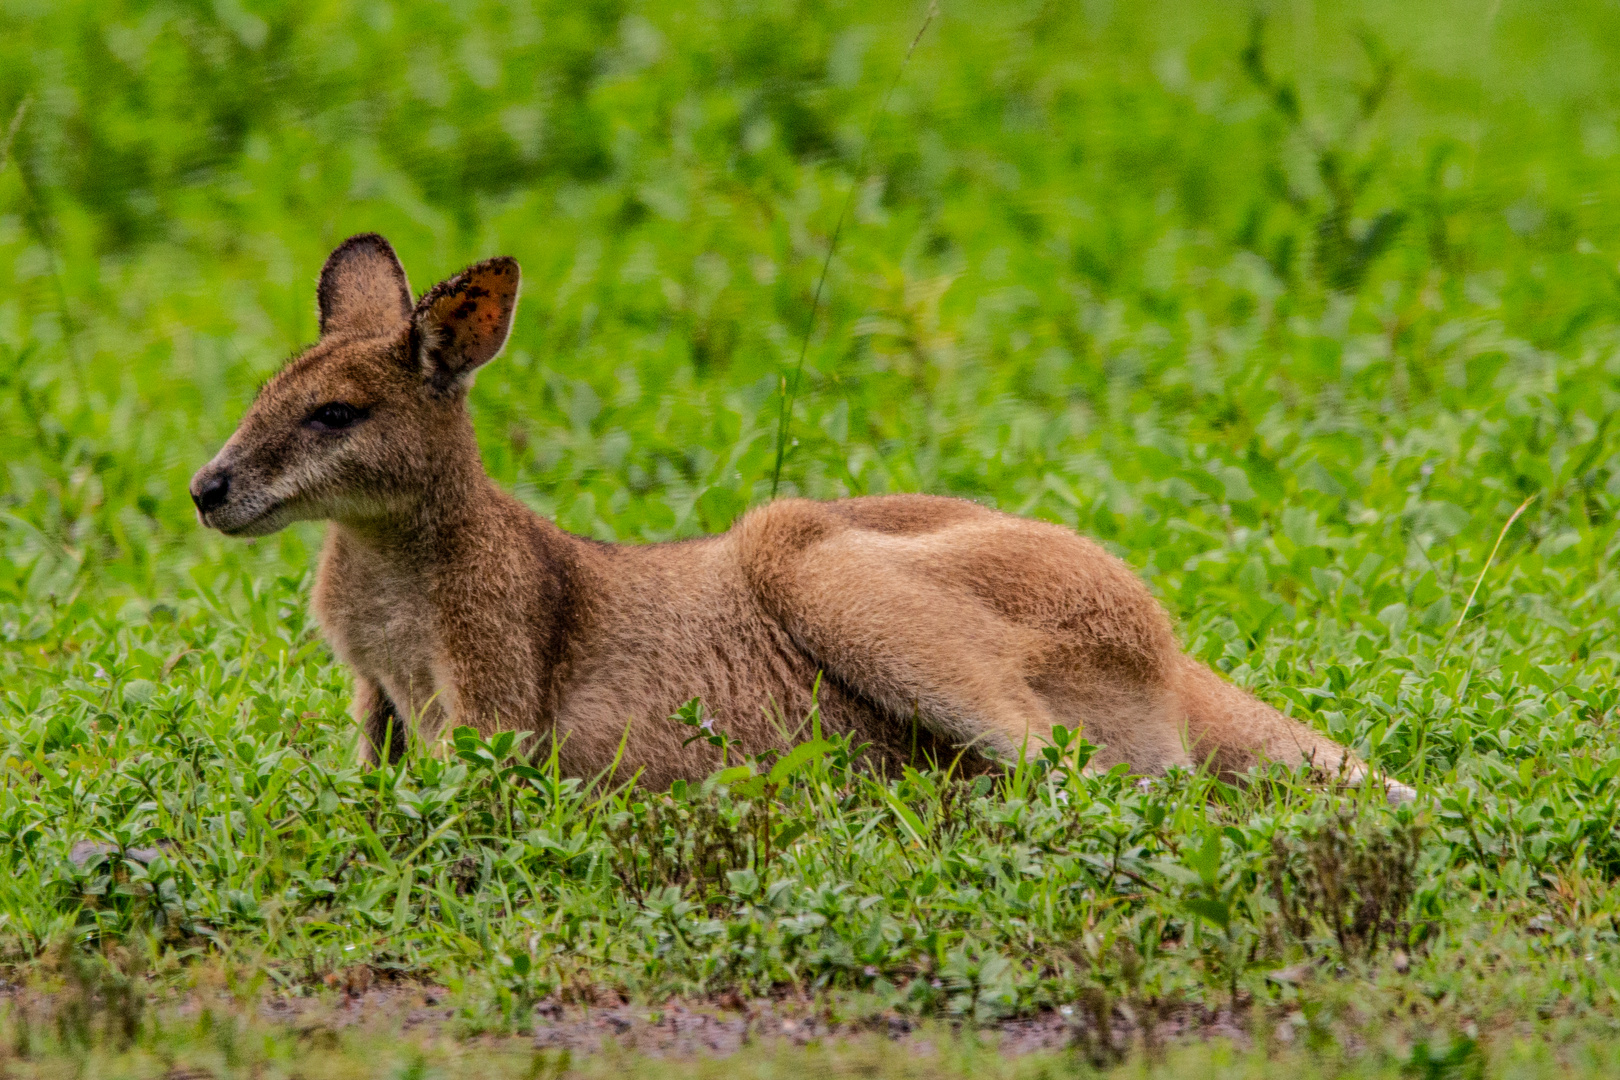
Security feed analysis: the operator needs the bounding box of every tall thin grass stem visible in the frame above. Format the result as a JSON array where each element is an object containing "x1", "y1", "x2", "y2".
[
  {"x1": 0, "y1": 98, "x2": 29, "y2": 177},
  {"x1": 1445, "y1": 492, "x2": 1537, "y2": 652},
  {"x1": 768, "y1": 1, "x2": 939, "y2": 499},
  {"x1": 3, "y1": 98, "x2": 81, "y2": 361}
]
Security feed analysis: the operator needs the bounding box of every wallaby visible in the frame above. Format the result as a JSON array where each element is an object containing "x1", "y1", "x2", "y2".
[{"x1": 191, "y1": 234, "x2": 1413, "y2": 802}]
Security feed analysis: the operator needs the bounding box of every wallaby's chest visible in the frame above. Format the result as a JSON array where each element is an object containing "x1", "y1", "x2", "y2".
[{"x1": 313, "y1": 542, "x2": 447, "y2": 723}]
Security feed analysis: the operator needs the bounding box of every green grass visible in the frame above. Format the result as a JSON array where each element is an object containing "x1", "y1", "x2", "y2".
[{"x1": 4, "y1": 0, "x2": 1620, "y2": 1073}]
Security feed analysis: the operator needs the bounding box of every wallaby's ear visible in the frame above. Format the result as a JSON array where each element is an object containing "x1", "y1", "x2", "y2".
[
  {"x1": 316, "y1": 233, "x2": 413, "y2": 338},
  {"x1": 411, "y1": 256, "x2": 521, "y2": 392}
]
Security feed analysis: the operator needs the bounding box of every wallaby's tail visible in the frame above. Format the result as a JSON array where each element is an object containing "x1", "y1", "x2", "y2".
[{"x1": 1175, "y1": 654, "x2": 1415, "y2": 803}]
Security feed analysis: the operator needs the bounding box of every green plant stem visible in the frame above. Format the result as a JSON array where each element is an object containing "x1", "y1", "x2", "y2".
[
  {"x1": 769, "y1": 1, "x2": 939, "y2": 499},
  {"x1": 1444, "y1": 492, "x2": 1538, "y2": 654}
]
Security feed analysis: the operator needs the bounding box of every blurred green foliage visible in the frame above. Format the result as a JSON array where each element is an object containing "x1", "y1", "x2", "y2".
[{"x1": 3, "y1": 0, "x2": 1620, "y2": 1053}]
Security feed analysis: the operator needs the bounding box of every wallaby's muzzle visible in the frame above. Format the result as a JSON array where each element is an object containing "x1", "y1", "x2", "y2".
[
  {"x1": 191, "y1": 467, "x2": 230, "y2": 514},
  {"x1": 189, "y1": 449, "x2": 286, "y2": 537},
  {"x1": 190, "y1": 422, "x2": 303, "y2": 537}
]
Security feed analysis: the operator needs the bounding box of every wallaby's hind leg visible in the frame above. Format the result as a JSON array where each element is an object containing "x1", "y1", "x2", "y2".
[
  {"x1": 1026, "y1": 657, "x2": 1191, "y2": 774},
  {"x1": 740, "y1": 502, "x2": 1192, "y2": 771},
  {"x1": 1175, "y1": 654, "x2": 1415, "y2": 802},
  {"x1": 764, "y1": 533, "x2": 1064, "y2": 761}
]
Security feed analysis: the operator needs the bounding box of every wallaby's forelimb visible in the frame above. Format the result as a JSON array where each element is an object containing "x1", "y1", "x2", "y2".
[{"x1": 357, "y1": 679, "x2": 407, "y2": 766}]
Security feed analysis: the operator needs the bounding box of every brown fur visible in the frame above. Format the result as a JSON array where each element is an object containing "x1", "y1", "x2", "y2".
[{"x1": 192, "y1": 235, "x2": 1411, "y2": 799}]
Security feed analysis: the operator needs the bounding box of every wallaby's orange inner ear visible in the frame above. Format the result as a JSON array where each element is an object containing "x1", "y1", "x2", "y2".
[{"x1": 414, "y1": 256, "x2": 521, "y2": 389}]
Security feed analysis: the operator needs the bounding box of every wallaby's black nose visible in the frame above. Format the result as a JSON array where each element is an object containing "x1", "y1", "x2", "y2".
[{"x1": 192, "y1": 470, "x2": 230, "y2": 514}]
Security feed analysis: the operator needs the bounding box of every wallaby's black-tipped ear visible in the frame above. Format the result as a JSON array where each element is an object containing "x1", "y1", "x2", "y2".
[
  {"x1": 317, "y1": 234, "x2": 413, "y2": 338},
  {"x1": 411, "y1": 256, "x2": 520, "y2": 392}
]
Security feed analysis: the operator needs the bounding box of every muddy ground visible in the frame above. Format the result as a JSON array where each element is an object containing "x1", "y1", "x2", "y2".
[
  {"x1": 247, "y1": 978, "x2": 1254, "y2": 1060},
  {"x1": 2, "y1": 966, "x2": 1261, "y2": 1063}
]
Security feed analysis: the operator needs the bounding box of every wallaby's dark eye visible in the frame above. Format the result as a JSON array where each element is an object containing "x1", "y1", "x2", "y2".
[{"x1": 305, "y1": 402, "x2": 365, "y2": 431}]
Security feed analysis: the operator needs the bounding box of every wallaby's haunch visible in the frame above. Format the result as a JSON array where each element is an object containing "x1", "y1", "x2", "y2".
[{"x1": 193, "y1": 234, "x2": 1413, "y2": 802}]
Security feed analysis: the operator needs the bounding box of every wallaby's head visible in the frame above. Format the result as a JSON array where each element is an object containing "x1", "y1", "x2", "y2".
[{"x1": 191, "y1": 234, "x2": 519, "y2": 536}]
